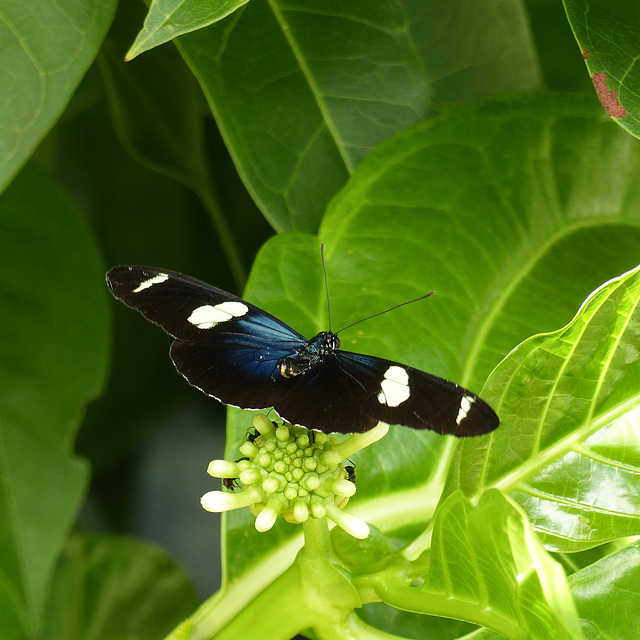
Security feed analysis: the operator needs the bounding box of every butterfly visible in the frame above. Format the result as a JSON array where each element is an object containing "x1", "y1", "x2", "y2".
[{"x1": 106, "y1": 266, "x2": 499, "y2": 436}]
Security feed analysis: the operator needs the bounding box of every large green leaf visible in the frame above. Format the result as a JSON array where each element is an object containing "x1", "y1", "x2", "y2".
[
  {"x1": 0, "y1": 165, "x2": 110, "y2": 637},
  {"x1": 40, "y1": 534, "x2": 198, "y2": 640},
  {"x1": 0, "y1": 0, "x2": 116, "y2": 194},
  {"x1": 563, "y1": 0, "x2": 640, "y2": 140},
  {"x1": 365, "y1": 491, "x2": 583, "y2": 640},
  {"x1": 202, "y1": 93, "x2": 640, "y2": 634},
  {"x1": 446, "y1": 263, "x2": 640, "y2": 551},
  {"x1": 175, "y1": 0, "x2": 539, "y2": 232}
]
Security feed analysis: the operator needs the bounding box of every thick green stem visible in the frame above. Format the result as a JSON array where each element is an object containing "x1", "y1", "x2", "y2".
[
  {"x1": 300, "y1": 516, "x2": 334, "y2": 559},
  {"x1": 187, "y1": 564, "x2": 312, "y2": 640}
]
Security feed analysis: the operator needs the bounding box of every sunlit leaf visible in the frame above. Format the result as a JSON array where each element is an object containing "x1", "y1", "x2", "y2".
[
  {"x1": 447, "y1": 264, "x2": 640, "y2": 551},
  {"x1": 211, "y1": 93, "x2": 640, "y2": 636},
  {"x1": 570, "y1": 540, "x2": 640, "y2": 640},
  {"x1": 472, "y1": 540, "x2": 640, "y2": 640},
  {"x1": 370, "y1": 491, "x2": 583, "y2": 640}
]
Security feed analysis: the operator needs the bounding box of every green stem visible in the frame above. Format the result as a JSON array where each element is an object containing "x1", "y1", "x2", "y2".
[
  {"x1": 194, "y1": 182, "x2": 247, "y2": 292},
  {"x1": 300, "y1": 517, "x2": 334, "y2": 559},
  {"x1": 357, "y1": 569, "x2": 526, "y2": 640},
  {"x1": 191, "y1": 564, "x2": 312, "y2": 640}
]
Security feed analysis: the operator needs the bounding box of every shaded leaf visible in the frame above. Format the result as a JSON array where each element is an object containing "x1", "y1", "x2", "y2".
[
  {"x1": 176, "y1": 0, "x2": 540, "y2": 233},
  {"x1": 40, "y1": 534, "x2": 198, "y2": 640},
  {"x1": 563, "y1": 0, "x2": 640, "y2": 140},
  {"x1": 0, "y1": 0, "x2": 116, "y2": 193},
  {"x1": 447, "y1": 264, "x2": 640, "y2": 551},
  {"x1": 404, "y1": 0, "x2": 542, "y2": 107},
  {"x1": 0, "y1": 164, "x2": 109, "y2": 635}
]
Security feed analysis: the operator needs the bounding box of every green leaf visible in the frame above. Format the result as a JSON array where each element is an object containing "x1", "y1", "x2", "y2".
[
  {"x1": 98, "y1": 40, "x2": 248, "y2": 288},
  {"x1": 369, "y1": 490, "x2": 583, "y2": 640},
  {"x1": 563, "y1": 0, "x2": 640, "y2": 140},
  {"x1": 0, "y1": 0, "x2": 116, "y2": 194},
  {"x1": 176, "y1": 0, "x2": 539, "y2": 233},
  {"x1": 404, "y1": 0, "x2": 542, "y2": 108},
  {"x1": 0, "y1": 164, "x2": 110, "y2": 636},
  {"x1": 127, "y1": 0, "x2": 250, "y2": 60},
  {"x1": 40, "y1": 534, "x2": 198, "y2": 640},
  {"x1": 447, "y1": 264, "x2": 640, "y2": 551},
  {"x1": 471, "y1": 540, "x2": 640, "y2": 640},
  {"x1": 209, "y1": 93, "x2": 640, "y2": 629},
  {"x1": 570, "y1": 540, "x2": 640, "y2": 640}
]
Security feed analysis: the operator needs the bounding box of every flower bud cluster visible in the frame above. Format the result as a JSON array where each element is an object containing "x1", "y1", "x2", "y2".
[{"x1": 201, "y1": 413, "x2": 380, "y2": 539}]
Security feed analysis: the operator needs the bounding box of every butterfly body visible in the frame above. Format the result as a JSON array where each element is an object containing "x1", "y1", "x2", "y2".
[
  {"x1": 107, "y1": 266, "x2": 499, "y2": 436},
  {"x1": 277, "y1": 331, "x2": 339, "y2": 378}
]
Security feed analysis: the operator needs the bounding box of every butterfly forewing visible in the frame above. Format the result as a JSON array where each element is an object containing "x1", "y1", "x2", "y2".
[
  {"x1": 334, "y1": 351, "x2": 498, "y2": 436},
  {"x1": 107, "y1": 266, "x2": 307, "y2": 413},
  {"x1": 107, "y1": 266, "x2": 305, "y2": 344}
]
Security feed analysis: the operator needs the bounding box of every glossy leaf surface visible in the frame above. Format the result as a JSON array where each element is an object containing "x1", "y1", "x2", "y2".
[
  {"x1": 447, "y1": 264, "x2": 640, "y2": 551},
  {"x1": 210, "y1": 94, "x2": 640, "y2": 639},
  {"x1": 370, "y1": 491, "x2": 583, "y2": 640},
  {"x1": 473, "y1": 540, "x2": 640, "y2": 640}
]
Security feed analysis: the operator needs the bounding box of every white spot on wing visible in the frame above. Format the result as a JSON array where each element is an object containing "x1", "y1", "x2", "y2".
[
  {"x1": 456, "y1": 395, "x2": 476, "y2": 425},
  {"x1": 377, "y1": 365, "x2": 410, "y2": 407},
  {"x1": 133, "y1": 273, "x2": 169, "y2": 293},
  {"x1": 187, "y1": 301, "x2": 249, "y2": 329}
]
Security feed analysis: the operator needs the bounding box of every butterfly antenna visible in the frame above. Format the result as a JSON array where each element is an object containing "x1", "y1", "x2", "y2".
[
  {"x1": 321, "y1": 243, "x2": 333, "y2": 332},
  {"x1": 336, "y1": 290, "x2": 435, "y2": 335}
]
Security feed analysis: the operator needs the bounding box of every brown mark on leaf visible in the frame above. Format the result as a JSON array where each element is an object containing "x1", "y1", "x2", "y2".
[
  {"x1": 592, "y1": 71, "x2": 628, "y2": 118},
  {"x1": 583, "y1": 48, "x2": 591, "y2": 59}
]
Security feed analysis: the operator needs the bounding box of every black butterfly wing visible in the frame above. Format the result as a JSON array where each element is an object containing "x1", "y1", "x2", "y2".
[
  {"x1": 107, "y1": 266, "x2": 499, "y2": 436},
  {"x1": 106, "y1": 266, "x2": 307, "y2": 411},
  {"x1": 268, "y1": 354, "x2": 380, "y2": 433},
  {"x1": 333, "y1": 351, "x2": 499, "y2": 436}
]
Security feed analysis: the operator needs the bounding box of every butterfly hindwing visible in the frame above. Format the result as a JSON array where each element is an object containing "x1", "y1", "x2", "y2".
[
  {"x1": 266, "y1": 349, "x2": 498, "y2": 435},
  {"x1": 268, "y1": 353, "x2": 380, "y2": 433}
]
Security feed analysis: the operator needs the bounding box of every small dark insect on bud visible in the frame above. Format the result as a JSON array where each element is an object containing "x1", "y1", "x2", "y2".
[
  {"x1": 246, "y1": 429, "x2": 260, "y2": 443},
  {"x1": 344, "y1": 464, "x2": 356, "y2": 484},
  {"x1": 222, "y1": 477, "x2": 239, "y2": 491}
]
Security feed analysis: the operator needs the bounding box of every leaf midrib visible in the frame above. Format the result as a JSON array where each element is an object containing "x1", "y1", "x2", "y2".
[
  {"x1": 267, "y1": 0, "x2": 355, "y2": 174},
  {"x1": 484, "y1": 271, "x2": 640, "y2": 496}
]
